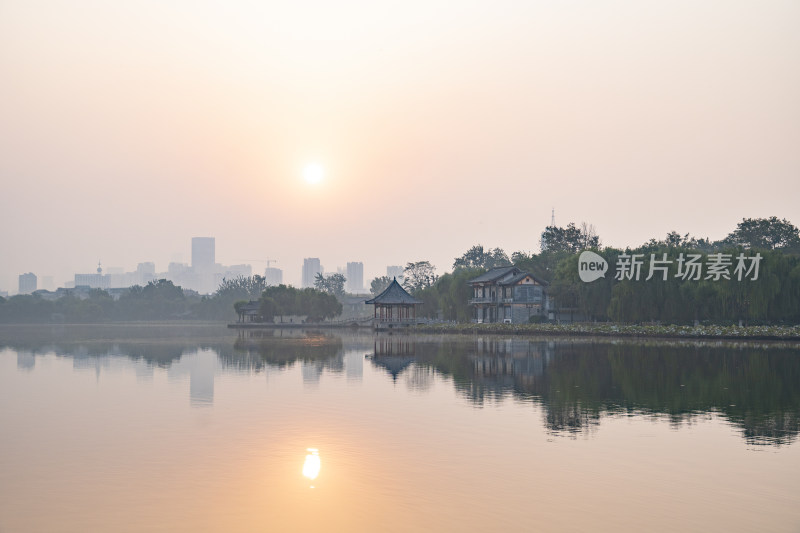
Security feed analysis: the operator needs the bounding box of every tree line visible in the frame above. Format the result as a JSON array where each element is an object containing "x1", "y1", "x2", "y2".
[
  {"x1": 242, "y1": 284, "x2": 342, "y2": 323},
  {"x1": 0, "y1": 275, "x2": 345, "y2": 324},
  {"x1": 0, "y1": 280, "x2": 198, "y2": 323}
]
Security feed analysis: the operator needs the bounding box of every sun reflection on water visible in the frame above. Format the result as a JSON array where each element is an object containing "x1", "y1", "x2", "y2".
[{"x1": 303, "y1": 448, "x2": 321, "y2": 486}]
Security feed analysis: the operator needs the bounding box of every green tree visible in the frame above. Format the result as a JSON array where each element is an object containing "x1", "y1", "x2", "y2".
[
  {"x1": 262, "y1": 284, "x2": 298, "y2": 322},
  {"x1": 314, "y1": 273, "x2": 346, "y2": 297},
  {"x1": 724, "y1": 217, "x2": 800, "y2": 252},
  {"x1": 452, "y1": 245, "x2": 510, "y2": 271},
  {"x1": 512, "y1": 251, "x2": 563, "y2": 283},
  {"x1": 642, "y1": 231, "x2": 718, "y2": 252},
  {"x1": 436, "y1": 268, "x2": 485, "y2": 322},
  {"x1": 116, "y1": 279, "x2": 188, "y2": 320},
  {"x1": 370, "y1": 276, "x2": 392, "y2": 296},
  {"x1": 258, "y1": 297, "x2": 277, "y2": 322},
  {"x1": 402, "y1": 261, "x2": 438, "y2": 294},
  {"x1": 540, "y1": 222, "x2": 600, "y2": 254},
  {"x1": 196, "y1": 275, "x2": 268, "y2": 320}
]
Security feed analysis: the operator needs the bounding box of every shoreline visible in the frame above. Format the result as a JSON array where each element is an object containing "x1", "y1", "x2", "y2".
[
  {"x1": 2, "y1": 321, "x2": 799, "y2": 342},
  {"x1": 412, "y1": 323, "x2": 800, "y2": 341},
  {"x1": 228, "y1": 321, "x2": 800, "y2": 341}
]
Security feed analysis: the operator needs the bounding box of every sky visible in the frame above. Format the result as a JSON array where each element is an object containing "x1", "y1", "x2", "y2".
[{"x1": 1, "y1": 0, "x2": 798, "y2": 291}]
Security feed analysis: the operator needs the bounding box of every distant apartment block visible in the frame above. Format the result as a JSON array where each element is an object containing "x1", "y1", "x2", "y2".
[
  {"x1": 302, "y1": 258, "x2": 322, "y2": 288},
  {"x1": 191, "y1": 237, "x2": 215, "y2": 269},
  {"x1": 74, "y1": 273, "x2": 108, "y2": 289},
  {"x1": 136, "y1": 262, "x2": 156, "y2": 285},
  {"x1": 18, "y1": 272, "x2": 37, "y2": 294},
  {"x1": 387, "y1": 265, "x2": 404, "y2": 280},
  {"x1": 213, "y1": 264, "x2": 253, "y2": 291},
  {"x1": 346, "y1": 262, "x2": 364, "y2": 293},
  {"x1": 192, "y1": 237, "x2": 216, "y2": 293},
  {"x1": 264, "y1": 267, "x2": 283, "y2": 286},
  {"x1": 225, "y1": 264, "x2": 252, "y2": 278},
  {"x1": 168, "y1": 262, "x2": 190, "y2": 276}
]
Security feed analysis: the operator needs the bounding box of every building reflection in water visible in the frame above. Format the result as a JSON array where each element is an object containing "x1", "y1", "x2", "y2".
[
  {"x1": 189, "y1": 350, "x2": 217, "y2": 406},
  {"x1": 344, "y1": 349, "x2": 363, "y2": 381},
  {"x1": 16, "y1": 350, "x2": 35, "y2": 371},
  {"x1": 167, "y1": 349, "x2": 218, "y2": 407},
  {"x1": 301, "y1": 361, "x2": 323, "y2": 386},
  {"x1": 471, "y1": 338, "x2": 552, "y2": 388},
  {"x1": 368, "y1": 335, "x2": 416, "y2": 382}
]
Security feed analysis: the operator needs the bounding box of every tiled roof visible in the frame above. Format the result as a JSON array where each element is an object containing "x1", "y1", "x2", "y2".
[
  {"x1": 498, "y1": 272, "x2": 549, "y2": 286},
  {"x1": 467, "y1": 266, "x2": 518, "y2": 284},
  {"x1": 365, "y1": 278, "x2": 422, "y2": 305}
]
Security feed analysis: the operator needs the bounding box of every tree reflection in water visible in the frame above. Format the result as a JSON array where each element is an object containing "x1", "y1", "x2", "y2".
[{"x1": 365, "y1": 335, "x2": 800, "y2": 447}]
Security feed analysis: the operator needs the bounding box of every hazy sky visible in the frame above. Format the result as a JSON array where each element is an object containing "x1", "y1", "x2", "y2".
[{"x1": 1, "y1": 0, "x2": 798, "y2": 291}]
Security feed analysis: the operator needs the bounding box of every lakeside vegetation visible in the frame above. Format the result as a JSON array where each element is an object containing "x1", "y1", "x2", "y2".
[
  {"x1": 403, "y1": 216, "x2": 800, "y2": 326},
  {"x1": 239, "y1": 284, "x2": 342, "y2": 323},
  {"x1": 0, "y1": 277, "x2": 340, "y2": 324},
  {"x1": 415, "y1": 322, "x2": 800, "y2": 340}
]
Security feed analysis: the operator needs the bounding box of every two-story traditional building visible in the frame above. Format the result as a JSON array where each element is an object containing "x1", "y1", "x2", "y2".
[{"x1": 467, "y1": 266, "x2": 549, "y2": 324}]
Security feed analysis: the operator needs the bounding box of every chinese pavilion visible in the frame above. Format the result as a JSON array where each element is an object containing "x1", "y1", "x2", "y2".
[{"x1": 364, "y1": 278, "x2": 421, "y2": 328}]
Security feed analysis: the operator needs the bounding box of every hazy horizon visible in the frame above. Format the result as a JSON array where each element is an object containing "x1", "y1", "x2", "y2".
[{"x1": 2, "y1": 1, "x2": 798, "y2": 292}]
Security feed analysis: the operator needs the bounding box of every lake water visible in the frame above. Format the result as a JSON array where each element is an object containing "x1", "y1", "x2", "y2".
[{"x1": 1, "y1": 324, "x2": 799, "y2": 532}]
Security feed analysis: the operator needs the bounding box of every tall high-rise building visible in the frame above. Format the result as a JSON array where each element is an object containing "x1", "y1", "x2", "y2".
[
  {"x1": 136, "y1": 262, "x2": 156, "y2": 285},
  {"x1": 18, "y1": 272, "x2": 37, "y2": 294},
  {"x1": 264, "y1": 267, "x2": 283, "y2": 286},
  {"x1": 302, "y1": 258, "x2": 322, "y2": 288},
  {"x1": 346, "y1": 262, "x2": 364, "y2": 293},
  {"x1": 191, "y1": 237, "x2": 215, "y2": 269},
  {"x1": 192, "y1": 237, "x2": 216, "y2": 294},
  {"x1": 387, "y1": 265, "x2": 404, "y2": 280}
]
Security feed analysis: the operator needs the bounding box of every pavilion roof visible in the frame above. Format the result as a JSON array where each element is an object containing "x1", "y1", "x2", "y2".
[{"x1": 364, "y1": 278, "x2": 422, "y2": 305}]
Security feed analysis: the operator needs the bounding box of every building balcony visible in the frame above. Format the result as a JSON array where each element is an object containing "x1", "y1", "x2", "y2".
[{"x1": 469, "y1": 297, "x2": 497, "y2": 304}]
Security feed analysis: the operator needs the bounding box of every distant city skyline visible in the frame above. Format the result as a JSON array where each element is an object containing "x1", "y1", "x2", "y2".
[
  {"x1": 1, "y1": 1, "x2": 798, "y2": 293},
  {"x1": 4, "y1": 238, "x2": 422, "y2": 294},
  {"x1": 8, "y1": 238, "x2": 259, "y2": 296}
]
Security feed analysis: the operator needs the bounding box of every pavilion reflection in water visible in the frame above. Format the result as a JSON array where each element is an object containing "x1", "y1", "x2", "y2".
[{"x1": 368, "y1": 335, "x2": 417, "y2": 382}]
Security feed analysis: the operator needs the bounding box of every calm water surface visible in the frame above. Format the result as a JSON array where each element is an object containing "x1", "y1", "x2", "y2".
[{"x1": 1, "y1": 324, "x2": 799, "y2": 532}]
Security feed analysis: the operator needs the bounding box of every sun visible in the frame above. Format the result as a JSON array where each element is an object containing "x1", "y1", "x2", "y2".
[{"x1": 303, "y1": 163, "x2": 324, "y2": 185}]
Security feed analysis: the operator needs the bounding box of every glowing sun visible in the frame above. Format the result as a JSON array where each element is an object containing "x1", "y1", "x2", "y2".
[{"x1": 303, "y1": 163, "x2": 324, "y2": 185}]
